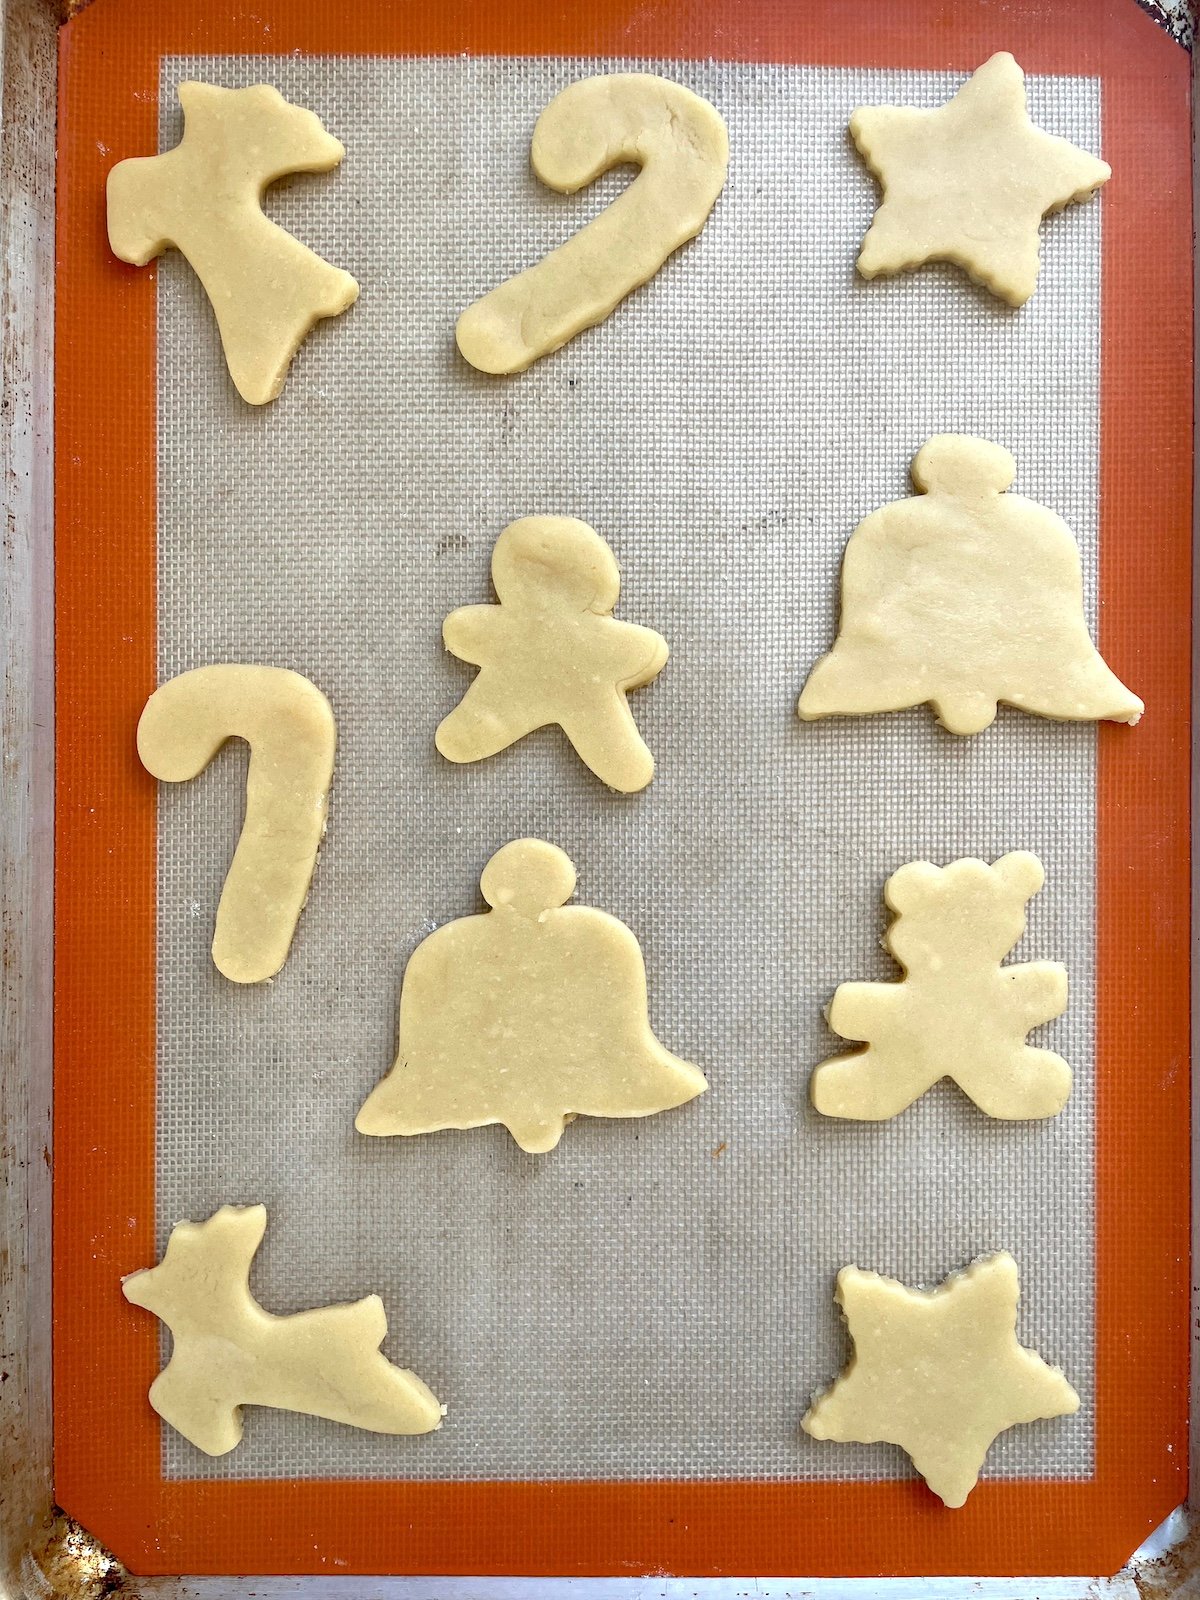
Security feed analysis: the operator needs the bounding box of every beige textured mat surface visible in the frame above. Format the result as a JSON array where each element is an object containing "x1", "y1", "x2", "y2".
[{"x1": 155, "y1": 54, "x2": 1100, "y2": 1483}]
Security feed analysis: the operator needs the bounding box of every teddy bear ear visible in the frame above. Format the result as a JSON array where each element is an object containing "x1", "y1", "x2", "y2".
[
  {"x1": 992, "y1": 851, "x2": 1045, "y2": 901},
  {"x1": 884, "y1": 859, "x2": 941, "y2": 915}
]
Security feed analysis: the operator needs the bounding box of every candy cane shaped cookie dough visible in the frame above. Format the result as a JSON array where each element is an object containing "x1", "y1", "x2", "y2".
[
  {"x1": 137, "y1": 665, "x2": 336, "y2": 983},
  {"x1": 456, "y1": 74, "x2": 729, "y2": 375}
]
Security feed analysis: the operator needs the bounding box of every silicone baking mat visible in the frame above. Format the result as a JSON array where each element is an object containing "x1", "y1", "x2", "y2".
[{"x1": 53, "y1": 0, "x2": 1191, "y2": 1582}]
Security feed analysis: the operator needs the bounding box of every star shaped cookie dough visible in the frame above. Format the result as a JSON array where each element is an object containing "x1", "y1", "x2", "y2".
[
  {"x1": 803, "y1": 1253, "x2": 1079, "y2": 1507},
  {"x1": 850, "y1": 53, "x2": 1110, "y2": 305}
]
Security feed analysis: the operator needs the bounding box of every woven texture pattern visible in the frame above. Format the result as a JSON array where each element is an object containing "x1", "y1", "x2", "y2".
[{"x1": 156, "y1": 55, "x2": 1101, "y2": 1482}]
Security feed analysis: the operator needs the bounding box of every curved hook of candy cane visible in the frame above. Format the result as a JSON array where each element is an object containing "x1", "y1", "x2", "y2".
[
  {"x1": 137, "y1": 664, "x2": 337, "y2": 984},
  {"x1": 456, "y1": 73, "x2": 729, "y2": 375}
]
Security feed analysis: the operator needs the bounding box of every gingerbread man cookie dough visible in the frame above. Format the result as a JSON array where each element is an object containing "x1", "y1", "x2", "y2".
[{"x1": 436, "y1": 516, "x2": 669, "y2": 792}]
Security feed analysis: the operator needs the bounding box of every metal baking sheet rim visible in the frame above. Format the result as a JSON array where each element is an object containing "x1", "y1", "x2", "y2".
[{"x1": 0, "y1": 0, "x2": 1194, "y2": 1592}]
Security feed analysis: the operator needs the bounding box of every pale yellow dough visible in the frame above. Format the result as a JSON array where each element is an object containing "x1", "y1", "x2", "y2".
[
  {"x1": 122, "y1": 1205, "x2": 442, "y2": 1456},
  {"x1": 456, "y1": 73, "x2": 728, "y2": 374},
  {"x1": 812, "y1": 852, "x2": 1071, "y2": 1121},
  {"x1": 850, "y1": 52, "x2": 1110, "y2": 306},
  {"x1": 798, "y1": 436, "x2": 1142, "y2": 735},
  {"x1": 137, "y1": 664, "x2": 336, "y2": 984},
  {"x1": 107, "y1": 83, "x2": 359, "y2": 404},
  {"x1": 436, "y1": 516, "x2": 668, "y2": 792},
  {"x1": 356, "y1": 838, "x2": 706, "y2": 1153},
  {"x1": 803, "y1": 1252, "x2": 1079, "y2": 1508}
]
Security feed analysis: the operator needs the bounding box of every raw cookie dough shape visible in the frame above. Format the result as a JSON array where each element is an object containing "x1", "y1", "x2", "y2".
[
  {"x1": 137, "y1": 664, "x2": 336, "y2": 984},
  {"x1": 811, "y1": 852, "x2": 1071, "y2": 1121},
  {"x1": 107, "y1": 82, "x2": 359, "y2": 404},
  {"x1": 803, "y1": 1252, "x2": 1079, "y2": 1508},
  {"x1": 122, "y1": 1205, "x2": 442, "y2": 1455},
  {"x1": 435, "y1": 516, "x2": 668, "y2": 793},
  {"x1": 797, "y1": 436, "x2": 1143, "y2": 735},
  {"x1": 356, "y1": 838, "x2": 707, "y2": 1153},
  {"x1": 850, "y1": 51, "x2": 1110, "y2": 306},
  {"x1": 456, "y1": 73, "x2": 729, "y2": 374}
]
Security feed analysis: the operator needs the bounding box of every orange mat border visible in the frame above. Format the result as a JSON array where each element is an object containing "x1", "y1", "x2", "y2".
[{"x1": 54, "y1": 0, "x2": 1192, "y2": 1579}]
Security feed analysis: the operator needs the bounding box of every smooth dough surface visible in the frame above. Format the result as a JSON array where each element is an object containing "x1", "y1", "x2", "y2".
[
  {"x1": 107, "y1": 82, "x2": 359, "y2": 404},
  {"x1": 803, "y1": 1252, "x2": 1079, "y2": 1508},
  {"x1": 436, "y1": 516, "x2": 668, "y2": 792},
  {"x1": 798, "y1": 435, "x2": 1143, "y2": 735},
  {"x1": 850, "y1": 51, "x2": 1110, "y2": 305},
  {"x1": 356, "y1": 838, "x2": 707, "y2": 1153},
  {"x1": 137, "y1": 663, "x2": 336, "y2": 984},
  {"x1": 812, "y1": 852, "x2": 1071, "y2": 1121},
  {"x1": 456, "y1": 73, "x2": 728, "y2": 374},
  {"x1": 122, "y1": 1205, "x2": 442, "y2": 1455}
]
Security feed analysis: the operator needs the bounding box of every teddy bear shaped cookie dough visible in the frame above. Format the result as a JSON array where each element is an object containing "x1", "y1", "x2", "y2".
[{"x1": 811, "y1": 851, "x2": 1071, "y2": 1121}]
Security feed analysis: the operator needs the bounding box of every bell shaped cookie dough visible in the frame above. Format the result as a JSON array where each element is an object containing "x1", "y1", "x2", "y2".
[
  {"x1": 457, "y1": 73, "x2": 728, "y2": 374},
  {"x1": 137, "y1": 664, "x2": 336, "y2": 984},
  {"x1": 122, "y1": 1205, "x2": 442, "y2": 1455},
  {"x1": 850, "y1": 52, "x2": 1109, "y2": 305},
  {"x1": 436, "y1": 516, "x2": 668, "y2": 793},
  {"x1": 798, "y1": 436, "x2": 1142, "y2": 735},
  {"x1": 107, "y1": 82, "x2": 359, "y2": 404},
  {"x1": 803, "y1": 1252, "x2": 1079, "y2": 1507},
  {"x1": 812, "y1": 852, "x2": 1071, "y2": 1121},
  {"x1": 357, "y1": 838, "x2": 706, "y2": 1153}
]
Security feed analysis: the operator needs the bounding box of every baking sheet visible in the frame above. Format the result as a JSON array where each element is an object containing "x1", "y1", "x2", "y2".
[{"x1": 153, "y1": 53, "x2": 1100, "y2": 1485}]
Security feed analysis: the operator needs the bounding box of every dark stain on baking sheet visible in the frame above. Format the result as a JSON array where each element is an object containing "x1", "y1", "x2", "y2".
[
  {"x1": 1131, "y1": 0, "x2": 1194, "y2": 50},
  {"x1": 1130, "y1": 1516, "x2": 1200, "y2": 1598},
  {"x1": 26, "y1": 1509, "x2": 127, "y2": 1597}
]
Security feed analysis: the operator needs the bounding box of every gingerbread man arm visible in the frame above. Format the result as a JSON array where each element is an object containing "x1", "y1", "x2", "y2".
[
  {"x1": 442, "y1": 604, "x2": 507, "y2": 667},
  {"x1": 596, "y1": 617, "x2": 671, "y2": 689}
]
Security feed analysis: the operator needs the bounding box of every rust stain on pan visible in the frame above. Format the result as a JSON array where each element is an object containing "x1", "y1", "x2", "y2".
[
  {"x1": 24, "y1": 1508, "x2": 127, "y2": 1597},
  {"x1": 1131, "y1": 1516, "x2": 1200, "y2": 1598}
]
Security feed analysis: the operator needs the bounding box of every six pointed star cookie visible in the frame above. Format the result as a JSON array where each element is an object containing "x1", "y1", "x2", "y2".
[
  {"x1": 803, "y1": 1252, "x2": 1079, "y2": 1507},
  {"x1": 850, "y1": 52, "x2": 1110, "y2": 305}
]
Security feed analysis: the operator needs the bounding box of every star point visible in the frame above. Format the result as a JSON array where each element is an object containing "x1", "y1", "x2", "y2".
[
  {"x1": 803, "y1": 1252, "x2": 1079, "y2": 1507},
  {"x1": 850, "y1": 52, "x2": 1110, "y2": 305}
]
